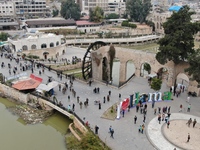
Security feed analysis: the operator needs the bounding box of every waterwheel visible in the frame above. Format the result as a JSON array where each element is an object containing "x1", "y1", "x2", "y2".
[{"x1": 82, "y1": 41, "x2": 107, "y2": 80}]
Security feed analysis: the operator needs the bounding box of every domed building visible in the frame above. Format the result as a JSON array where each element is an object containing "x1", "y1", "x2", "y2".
[{"x1": 8, "y1": 32, "x2": 66, "y2": 59}]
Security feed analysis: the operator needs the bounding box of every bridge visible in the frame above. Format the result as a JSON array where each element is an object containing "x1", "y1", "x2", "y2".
[{"x1": 65, "y1": 34, "x2": 162, "y2": 46}]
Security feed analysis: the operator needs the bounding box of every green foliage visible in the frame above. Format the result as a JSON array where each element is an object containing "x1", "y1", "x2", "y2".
[
  {"x1": 143, "y1": 63, "x2": 151, "y2": 74},
  {"x1": 126, "y1": 0, "x2": 151, "y2": 23},
  {"x1": 121, "y1": 21, "x2": 137, "y2": 28},
  {"x1": 145, "y1": 20, "x2": 155, "y2": 31},
  {"x1": 185, "y1": 49, "x2": 200, "y2": 83},
  {"x1": 105, "y1": 13, "x2": 119, "y2": 19},
  {"x1": 27, "y1": 55, "x2": 40, "y2": 59},
  {"x1": 52, "y1": 9, "x2": 59, "y2": 17},
  {"x1": 89, "y1": 6, "x2": 104, "y2": 22},
  {"x1": 156, "y1": 5, "x2": 200, "y2": 65},
  {"x1": 0, "y1": 32, "x2": 10, "y2": 41},
  {"x1": 60, "y1": 0, "x2": 81, "y2": 20},
  {"x1": 66, "y1": 132, "x2": 111, "y2": 150},
  {"x1": 151, "y1": 78, "x2": 162, "y2": 91}
]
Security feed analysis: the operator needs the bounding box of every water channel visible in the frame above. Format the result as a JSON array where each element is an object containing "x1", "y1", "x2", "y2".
[{"x1": 0, "y1": 97, "x2": 72, "y2": 150}]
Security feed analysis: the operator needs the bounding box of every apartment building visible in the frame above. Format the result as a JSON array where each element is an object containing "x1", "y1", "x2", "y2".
[
  {"x1": 14, "y1": 0, "x2": 50, "y2": 18},
  {"x1": 80, "y1": 0, "x2": 126, "y2": 16}
]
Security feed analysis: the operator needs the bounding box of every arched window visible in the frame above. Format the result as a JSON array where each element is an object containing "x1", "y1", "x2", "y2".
[
  {"x1": 41, "y1": 43, "x2": 47, "y2": 49},
  {"x1": 31, "y1": 44, "x2": 36, "y2": 49},
  {"x1": 50, "y1": 42, "x2": 54, "y2": 47},
  {"x1": 22, "y1": 45, "x2": 28, "y2": 50},
  {"x1": 56, "y1": 41, "x2": 59, "y2": 46}
]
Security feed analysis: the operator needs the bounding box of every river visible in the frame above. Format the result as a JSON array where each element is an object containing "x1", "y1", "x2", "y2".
[{"x1": 0, "y1": 97, "x2": 72, "y2": 150}]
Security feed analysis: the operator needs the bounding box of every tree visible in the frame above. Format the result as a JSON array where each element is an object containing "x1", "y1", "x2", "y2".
[
  {"x1": 156, "y1": 5, "x2": 200, "y2": 65},
  {"x1": 105, "y1": 13, "x2": 119, "y2": 19},
  {"x1": 0, "y1": 32, "x2": 9, "y2": 41},
  {"x1": 151, "y1": 78, "x2": 162, "y2": 91},
  {"x1": 126, "y1": 0, "x2": 151, "y2": 23},
  {"x1": 52, "y1": 9, "x2": 59, "y2": 17},
  {"x1": 89, "y1": 6, "x2": 104, "y2": 22},
  {"x1": 185, "y1": 49, "x2": 200, "y2": 83},
  {"x1": 60, "y1": 0, "x2": 81, "y2": 20}
]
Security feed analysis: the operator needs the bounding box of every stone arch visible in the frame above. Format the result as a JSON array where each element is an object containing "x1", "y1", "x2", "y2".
[
  {"x1": 157, "y1": 67, "x2": 168, "y2": 80},
  {"x1": 112, "y1": 57, "x2": 120, "y2": 86},
  {"x1": 50, "y1": 42, "x2": 54, "y2": 47},
  {"x1": 140, "y1": 62, "x2": 151, "y2": 77},
  {"x1": 43, "y1": 52, "x2": 49, "y2": 59},
  {"x1": 22, "y1": 45, "x2": 28, "y2": 50},
  {"x1": 102, "y1": 57, "x2": 109, "y2": 82},
  {"x1": 176, "y1": 73, "x2": 189, "y2": 88},
  {"x1": 56, "y1": 41, "x2": 59, "y2": 46},
  {"x1": 31, "y1": 44, "x2": 36, "y2": 49},
  {"x1": 125, "y1": 60, "x2": 136, "y2": 80},
  {"x1": 41, "y1": 43, "x2": 47, "y2": 49}
]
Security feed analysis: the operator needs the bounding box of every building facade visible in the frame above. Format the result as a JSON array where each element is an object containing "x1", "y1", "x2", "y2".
[{"x1": 80, "y1": 0, "x2": 126, "y2": 16}]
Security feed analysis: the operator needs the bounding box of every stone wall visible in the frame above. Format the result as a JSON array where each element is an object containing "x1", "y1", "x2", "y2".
[
  {"x1": 22, "y1": 44, "x2": 66, "y2": 60},
  {"x1": 73, "y1": 117, "x2": 88, "y2": 134},
  {"x1": 91, "y1": 46, "x2": 200, "y2": 95}
]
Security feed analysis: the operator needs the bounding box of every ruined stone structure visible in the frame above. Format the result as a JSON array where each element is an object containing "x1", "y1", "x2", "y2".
[{"x1": 91, "y1": 45, "x2": 200, "y2": 95}]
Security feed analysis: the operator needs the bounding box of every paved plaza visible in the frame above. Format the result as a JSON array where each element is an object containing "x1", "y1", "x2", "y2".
[{"x1": 0, "y1": 47, "x2": 200, "y2": 150}]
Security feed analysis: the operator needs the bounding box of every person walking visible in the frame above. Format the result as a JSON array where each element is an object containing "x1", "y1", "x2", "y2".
[
  {"x1": 109, "y1": 126, "x2": 112, "y2": 133},
  {"x1": 154, "y1": 108, "x2": 157, "y2": 115},
  {"x1": 122, "y1": 109, "x2": 125, "y2": 117},
  {"x1": 168, "y1": 106, "x2": 171, "y2": 113},
  {"x1": 187, "y1": 104, "x2": 191, "y2": 112},
  {"x1": 103, "y1": 96, "x2": 106, "y2": 103},
  {"x1": 187, "y1": 133, "x2": 190, "y2": 142},
  {"x1": 186, "y1": 118, "x2": 192, "y2": 127},
  {"x1": 193, "y1": 119, "x2": 197, "y2": 128},
  {"x1": 158, "y1": 114, "x2": 161, "y2": 124},
  {"x1": 110, "y1": 129, "x2": 114, "y2": 138},
  {"x1": 108, "y1": 91, "x2": 111, "y2": 96},
  {"x1": 119, "y1": 93, "x2": 121, "y2": 99},
  {"x1": 143, "y1": 115, "x2": 146, "y2": 123},
  {"x1": 134, "y1": 115, "x2": 137, "y2": 124}
]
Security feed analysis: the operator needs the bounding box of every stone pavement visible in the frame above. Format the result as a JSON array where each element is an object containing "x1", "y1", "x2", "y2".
[
  {"x1": 147, "y1": 113, "x2": 200, "y2": 150},
  {"x1": 0, "y1": 47, "x2": 200, "y2": 150}
]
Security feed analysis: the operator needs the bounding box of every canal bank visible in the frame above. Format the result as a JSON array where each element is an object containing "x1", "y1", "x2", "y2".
[{"x1": 0, "y1": 97, "x2": 72, "y2": 150}]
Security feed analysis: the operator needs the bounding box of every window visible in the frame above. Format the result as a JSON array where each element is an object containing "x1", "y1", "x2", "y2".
[
  {"x1": 31, "y1": 44, "x2": 36, "y2": 49},
  {"x1": 41, "y1": 44, "x2": 47, "y2": 49},
  {"x1": 50, "y1": 42, "x2": 54, "y2": 47},
  {"x1": 22, "y1": 45, "x2": 28, "y2": 50},
  {"x1": 56, "y1": 41, "x2": 59, "y2": 46}
]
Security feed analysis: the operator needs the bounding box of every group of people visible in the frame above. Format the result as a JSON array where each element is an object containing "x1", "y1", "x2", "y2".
[{"x1": 186, "y1": 118, "x2": 197, "y2": 128}]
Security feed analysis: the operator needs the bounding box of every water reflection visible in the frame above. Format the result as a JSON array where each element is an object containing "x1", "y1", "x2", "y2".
[{"x1": 0, "y1": 97, "x2": 71, "y2": 150}]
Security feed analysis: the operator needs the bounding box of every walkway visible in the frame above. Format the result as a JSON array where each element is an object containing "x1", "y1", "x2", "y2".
[{"x1": 1, "y1": 47, "x2": 200, "y2": 150}]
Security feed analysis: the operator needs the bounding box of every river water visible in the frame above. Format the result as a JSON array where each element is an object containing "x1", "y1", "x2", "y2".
[{"x1": 0, "y1": 97, "x2": 71, "y2": 150}]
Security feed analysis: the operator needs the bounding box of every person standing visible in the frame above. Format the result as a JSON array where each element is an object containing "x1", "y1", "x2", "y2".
[
  {"x1": 119, "y1": 93, "x2": 121, "y2": 99},
  {"x1": 193, "y1": 119, "x2": 197, "y2": 128},
  {"x1": 95, "y1": 125, "x2": 99, "y2": 134},
  {"x1": 99, "y1": 102, "x2": 101, "y2": 110},
  {"x1": 141, "y1": 124, "x2": 145, "y2": 134},
  {"x1": 109, "y1": 126, "x2": 112, "y2": 133},
  {"x1": 167, "y1": 121, "x2": 170, "y2": 128},
  {"x1": 108, "y1": 91, "x2": 111, "y2": 96},
  {"x1": 134, "y1": 115, "x2": 137, "y2": 124},
  {"x1": 72, "y1": 103, "x2": 75, "y2": 111},
  {"x1": 103, "y1": 96, "x2": 106, "y2": 103},
  {"x1": 122, "y1": 109, "x2": 125, "y2": 117},
  {"x1": 187, "y1": 96, "x2": 190, "y2": 103},
  {"x1": 158, "y1": 114, "x2": 161, "y2": 124},
  {"x1": 154, "y1": 108, "x2": 157, "y2": 115},
  {"x1": 186, "y1": 118, "x2": 192, "y2": 127},
  {"x1": 187, "y1": 133, "x2": 190, "y2": 142},
  {"x1": 179, "y1": 104, "x2": 183, "y2": 112},
  {"x1": 168, "y1": 106, "x2": 171, "y2": 113},
  {"x1": 58, "y1": 84, "x2": 61, "y2": 91}
]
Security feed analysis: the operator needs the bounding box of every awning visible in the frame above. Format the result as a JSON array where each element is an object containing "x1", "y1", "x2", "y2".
[
  {"x1": 36, "y1": 81, "x2": 59, "y2": 92},
  {"x1": 12, "y1": 74, "x2": 42, "y2": 90}
]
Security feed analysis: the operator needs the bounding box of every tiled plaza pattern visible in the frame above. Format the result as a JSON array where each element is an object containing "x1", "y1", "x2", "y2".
[{"x1": 0, "y1": 47, "x2": 200, "y2": 150}]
